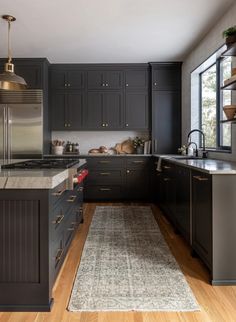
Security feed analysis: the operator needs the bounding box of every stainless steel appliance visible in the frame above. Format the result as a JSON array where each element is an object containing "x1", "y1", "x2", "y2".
[
  {"x1": 0, "y1": 90, "x2": 43, "y2": 160},
  {"x1": 1, "y1": 159, "x2": 79, "y2": 169}
]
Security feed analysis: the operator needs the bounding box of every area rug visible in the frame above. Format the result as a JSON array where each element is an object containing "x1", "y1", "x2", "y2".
[{"x1": 68, "y1": 206, "x2": 199, "y2": 311}]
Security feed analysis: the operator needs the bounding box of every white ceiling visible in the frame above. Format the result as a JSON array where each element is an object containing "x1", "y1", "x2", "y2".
[{"x1": 0, "y1": 0, "x2": 234, "y2": 63}]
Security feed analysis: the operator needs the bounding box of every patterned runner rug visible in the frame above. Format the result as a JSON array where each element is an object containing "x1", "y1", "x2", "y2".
[{"x1": 68, "y1": 206, "x2": 199, "y2": 311}]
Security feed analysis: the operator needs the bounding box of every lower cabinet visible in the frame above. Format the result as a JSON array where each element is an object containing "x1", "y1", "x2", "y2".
[
  {"x1": 192, "y1": 170, "x2": 212, "y2": 269},
  {"x1": 84, "y1": 157, "x2": 150, "y2": 201},
  {"x1": 0, "y1": 177, "x2": 84, "y2": 311}
]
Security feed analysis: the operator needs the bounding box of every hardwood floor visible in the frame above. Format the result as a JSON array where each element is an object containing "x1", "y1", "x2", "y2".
[{"x1": 1, "y1": 202, "x2": 236, "y2": 322}]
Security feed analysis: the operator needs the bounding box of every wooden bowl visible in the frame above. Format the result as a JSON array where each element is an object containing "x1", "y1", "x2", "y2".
[{"x1": 223, "y1": 105, "x2": 236, "y2": 119}]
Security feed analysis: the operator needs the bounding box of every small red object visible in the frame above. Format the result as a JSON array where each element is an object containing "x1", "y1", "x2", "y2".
[{"x1": 77, "y1": 169, "x2": 89, "y2": 183}]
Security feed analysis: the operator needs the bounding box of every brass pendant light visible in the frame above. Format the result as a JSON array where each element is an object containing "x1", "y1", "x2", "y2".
[{"x1": 0, "y1": 15, "x2": 27, "y2": 90}]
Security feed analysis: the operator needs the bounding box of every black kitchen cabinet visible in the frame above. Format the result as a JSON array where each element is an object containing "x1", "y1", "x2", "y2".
[
  {"x1": 125, "y1": 92, "x2": 149, "y2": 129},
  {"x1": 151, "y1": 63, "x2": 181, "y2": 154},
  {"x1": 152, "y1": 64, "x2": 181, "y2": 91},
  {"x1": 192, "y1": 170, "x2": 212, "y2": 269},
  {"x1": 84, "y1": 156, "x2": 150, "y2": 201},
  {"x1": 87, "y1": 70, "x2": 122, "y2": 90},
  {"x1": 175, "y1": 165, "x2": 190, "y2": 242},
  {"x1": 0, "y1": 58, "x2": 49, "y2": 89},
  {"x1": 85, "y1": 92, "x2": 123, "y2": 129},
  {"x1": 124, "y1": 69, "x2": 148, "y2": 90},
  {"x1": 51, "y1": 91, "x2": 84, "y2": 130},
  {"x1": 50, "y1": 69, "x2": 84, "y2": 89}
]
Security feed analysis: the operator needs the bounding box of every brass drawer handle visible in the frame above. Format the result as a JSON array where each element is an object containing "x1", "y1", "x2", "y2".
[
  {"x1": 164, "y1": 178, "x2": 171, "y2": 181},
  {"x1": 99, "y1": 160, "x2": 110, "y2": 163},
  {"x1": 193, "y1": 176, "x2": 209, "y2": 181},
  {"x1": 52, "y1": 188, "x2": 66, "y2": 196},
  {"x1": 99, "y1": 188, "x2": 111, "y2": 191},
  {"x1": 132, "y1": 161, "x2": 144, "y2": 163},
  {"x1": 55, "y1": 248, "x2": 63, "y2": 262},
  {"x1": 100, "y1": 172, "x2": 111, "y2": 175},
  {"x1": 76, "y1": 207, "x2": 83, "y2": 214},
  {"x1": 163, "y1": 165, "x2": 171, "y2": 169},
  {"x1": 77, "y1": 186, "x2": 84, "y2": 192},
  {"x1": 52, "y1": 214, "x2": 65, "y2": 225},
  {"x1": 67, "y1": 195, "x2": 77, "y2": 202}
]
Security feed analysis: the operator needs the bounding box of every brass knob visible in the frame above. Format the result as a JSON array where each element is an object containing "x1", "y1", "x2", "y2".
[
  {"x1": 105, "y1": 123, "x2": 108, "y2": 127},
  {"x1": 126, "y1": 123, "x2": 129, "y2": 127},
  {"x1": 127, "y1": 170, "x2": 130, "y2": 174},
  {"x1": 102, "y1": 83, "x2": 105, "y2": 87},
  {"x1": 105, "y1": 83, "x2": 109, "y2": 87},
  {"x1": 65, "y1": 123, "x2": 67, "y2": 127},
  {"x1": 65, "y1": 84, "x2": 67, "y2": 87},
  {"x1": 68, "y1": 123, "x2": 71, "y2": 127},
  {"x1": 68, "y1": 83, "x2": 71, "y2": 87},
  {"x1": 154, "y1": 82, "x2": 157, "y2": 86},
  {"x1": 102, "y1": 123, "x2": 105, "y2": 127},
  {"x1": 126, "y1": 83, "x2": 129, "y2": 87}
]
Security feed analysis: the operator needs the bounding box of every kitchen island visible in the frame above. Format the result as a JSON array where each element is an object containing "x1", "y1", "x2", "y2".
[{"x1": 0, "y1": 159, "x2": 86, "y2": 311}]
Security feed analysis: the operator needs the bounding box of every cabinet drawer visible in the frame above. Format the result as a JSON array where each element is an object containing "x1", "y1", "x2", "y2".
[
  {"x1": 86, "y1": 169, "x2": 124, "y2": 185},
  {"x1": 87, "y1": 158, "x2": 124, "y2": 169},
  {"x1": 50, "y1": 180, "x2": 67, "y2": 206},
  {"x1": 50, "y1": 234, "x2": 65, "y2": 283},
  {"x1": 85, "y1": 185, "x2": 123, "y2": 200},
  {"x1": 126, "y1": 158, "x2": 149, "y2": 169}
]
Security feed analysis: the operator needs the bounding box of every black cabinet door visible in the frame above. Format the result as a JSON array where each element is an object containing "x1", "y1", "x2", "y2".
[
  {"x1": 51, "y1": 92, "x2": 67, "y2": 130},
  {"x1": 87, "y1": 71, "x2": 104, "y2": 89},
  {"x1": 51, "y1": 70, "x2": 84, "y2": 89},
  {"x1": 67, "y1": 92, "x2": 84, "y2": 130},
  {"x1": 85, "y1": 92, "x2": 103, "y2": 129},
  {"x1": 152, "y1": 65, "x2": 181, "y2": 91},
  {"x1": 126, "y1": 169, "x2": 149, "y2": 200},
  {"x1": 67, "y1": 71, "x2": 84, "y2": 89},
  {"x1": 14, "y1": 65, "x2": 42, "y2": 89},
  {"x1": 104, "y1": 92, "x2": 123, "y2": 129},
  {"x1": 105, "y1": 71, "x2": 122, "y2": 89},
  {"x1": 175, "y1": 166, "x2": 190, "y2": 241},
  {"x1": 152, "y1": 91, "x2": 181, "y2": 154},
  {"x1": 125, "y1": 92, "x2": 148, "y2": 129},
  {"x1": 192, "y1": 171, "x2": 212, "y2": 269},
  {"x1": 51, "y1": 70, "x2": 67, "y2": 89},
  {"x1": 125, "y1": 70, "x2": 148, "y2": 90}
]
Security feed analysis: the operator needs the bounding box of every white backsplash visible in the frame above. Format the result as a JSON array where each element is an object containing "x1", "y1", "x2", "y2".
[{"x1": 51, "y1": 131, "x2": 150, "y2": 154}]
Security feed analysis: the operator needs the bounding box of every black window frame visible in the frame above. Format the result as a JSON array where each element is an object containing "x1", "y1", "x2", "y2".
[{"x1": 199, "y1": 57, "x2": 232, "y2": 151}]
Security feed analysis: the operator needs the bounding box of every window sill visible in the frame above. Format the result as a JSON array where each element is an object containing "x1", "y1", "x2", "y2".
[{"x1": 206, "y1": 148, "x2": 231, "y2": 154}]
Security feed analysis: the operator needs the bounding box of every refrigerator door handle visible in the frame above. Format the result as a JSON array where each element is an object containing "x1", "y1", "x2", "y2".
[
  {"x1": 7, "y1": 108, "x2": 12, "y2": 160},
  {"x1": 3, "y1": 106, "x2": 7, "y2": 161}
]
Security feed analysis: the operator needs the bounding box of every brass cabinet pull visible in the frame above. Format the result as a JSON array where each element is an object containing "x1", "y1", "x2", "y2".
[
  {"x1": 77, "y1": 186, "x2": 84, "y2": 192},
  {"x1": 52, "y1": 188, "x2": 66, "y2": 196},
  {"x1": 126, "y1": 83, "x2": 129, "y2": 87},
  {"x1": 100, "y1": 172, "x2": 111, "y2": 175},
  {"x1": 126, "y1": 170, "x2": 130, "y2": 173},
  {"x1": 76, "y1": 207, "x2": 83, "y2": 213},
  {"x1": 52, "y1": 214, "x2": 65, "y2": 225},
  {"x1": 163, "y1": 165, "x2": 171, "y2": 169},
  {"x1": 55, "y1": 248, "x2": 63, "y2": 262},
  {"x1": 164, "y1": 178, "x2": 171, "y2": 182},
  {"x1": 67, "y1": 195, "x2": 77, "y2": 203},
  {"x1": 193, "y1": 176, "x2": 209, "y2": 181},
  {"x1": 100, "y1": 188, "x2": 111, "y2": 191},
  {"x1": 132, "y1": 161, "x2": 144, "y2": 163},
  {"x1": 99, "y1": 160, "x2": 110, "y2": 163}
]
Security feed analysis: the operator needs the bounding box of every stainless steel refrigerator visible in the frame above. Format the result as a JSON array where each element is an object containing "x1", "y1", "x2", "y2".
[{"x1": 0, "y1": 90, "x2": 43, "y2": 161}]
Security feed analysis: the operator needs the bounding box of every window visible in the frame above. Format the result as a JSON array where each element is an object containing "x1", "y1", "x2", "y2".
[{"x1": 199, "y1": 56, "x2": 232, "y2": 150}]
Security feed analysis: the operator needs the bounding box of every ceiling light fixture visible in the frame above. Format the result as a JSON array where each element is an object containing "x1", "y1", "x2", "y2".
[{"x1": 0, "y1": 15, "x2": 27, "y2": 90}]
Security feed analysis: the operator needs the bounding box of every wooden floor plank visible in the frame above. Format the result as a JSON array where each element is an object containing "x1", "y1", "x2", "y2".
[{"x1": 0, "y1": 202, "x2": 236, "y2": 322}]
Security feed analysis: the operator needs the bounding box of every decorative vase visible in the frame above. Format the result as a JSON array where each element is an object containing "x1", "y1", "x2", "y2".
[{"x1": 136, "y1": 146, "x2": 144, "y2": 154}]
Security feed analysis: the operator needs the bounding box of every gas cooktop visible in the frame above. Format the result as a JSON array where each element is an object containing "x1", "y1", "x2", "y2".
[{"x1": 1, "y1": 159, "x2": 80, "y2": 169}]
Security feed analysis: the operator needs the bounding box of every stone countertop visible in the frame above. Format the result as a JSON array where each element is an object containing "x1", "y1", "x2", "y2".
[
  {"x1": 44, "y1": 154, "x2": 152, "y2": 158},
  {"x1": 0, "y1": 159, "x2": 87, "y2": 189},
  {"x1": 154, "y1": 154, "x2": 236, "y2": 175}
]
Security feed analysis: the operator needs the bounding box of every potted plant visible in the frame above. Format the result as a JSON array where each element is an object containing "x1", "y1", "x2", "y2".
[
  {"x1": 223, "y1": 26, "x2": 236, "y2": 45},
  {"x1": 133, "y1": 137, "x2": 145, "y2": 154}
]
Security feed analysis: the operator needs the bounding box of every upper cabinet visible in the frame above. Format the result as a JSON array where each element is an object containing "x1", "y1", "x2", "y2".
[
  {"x1": 87, "y1": 70, "x2": 122, "y2": 90},
  {"x1": 152, "y1": 64, "x2": 181, "y2": 91},
  {"x1": 50, "y1": 68, "x2": 84, "y2": 89},
  {"x1": 124, "y1": 69, "x2": 148, "y2": 90},
  {"x1": 0, "y1": 58, "x2": 49, "y2": 89}
]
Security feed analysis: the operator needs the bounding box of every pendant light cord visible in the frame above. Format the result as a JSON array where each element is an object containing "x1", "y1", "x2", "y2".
[{"x1": 7, "y1": 19, "x2": 12, "y2": 63}]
